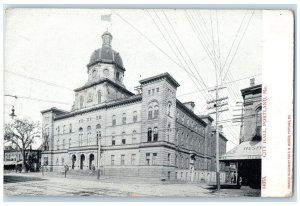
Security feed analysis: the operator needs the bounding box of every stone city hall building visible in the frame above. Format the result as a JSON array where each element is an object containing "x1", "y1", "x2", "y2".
[{"x1": 41, "y1": 31, "x2": 227, "y2": 182}]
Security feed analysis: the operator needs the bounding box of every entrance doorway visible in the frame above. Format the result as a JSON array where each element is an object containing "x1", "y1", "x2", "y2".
[
  {"x1": 72, "y1": 155, "x2": 76, "y2": 169},
  {"x1": 89, "y1": 154, "x2": 94, "y2": 170},
  {"x1": 80, "y1": 154, "x2": 85, "y2": 170}
]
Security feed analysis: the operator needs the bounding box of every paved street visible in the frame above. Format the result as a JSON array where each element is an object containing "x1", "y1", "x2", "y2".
[{"x1": 4, "y1": 172, "x2": 260, "y2": 198}]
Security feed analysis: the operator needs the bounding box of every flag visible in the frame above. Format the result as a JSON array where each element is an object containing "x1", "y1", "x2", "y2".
[{"x1": 101, "y1": 14, "x2": 112, "y2": 22}]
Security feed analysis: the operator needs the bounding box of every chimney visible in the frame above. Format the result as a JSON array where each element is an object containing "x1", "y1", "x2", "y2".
[
  {"x1": 250, "y1": 78, "x2": 255, "y2": 87},
  {"x1": 183, "y1": 101, "x2": 195, "y2": 113}
]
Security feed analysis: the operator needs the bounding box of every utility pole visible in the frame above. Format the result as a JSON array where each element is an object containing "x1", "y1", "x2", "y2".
[
  {"x1": 207, "y1": 86, "x2": 228, "y2": 191},
  {"x1": 97, "y1": 135, "x2": 101, "y2": 179}
]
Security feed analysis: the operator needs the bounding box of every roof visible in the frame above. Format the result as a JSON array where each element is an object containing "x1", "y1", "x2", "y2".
[
  {"x1": 211, "y1": 129, "x2": 228, "y2": 142},
  {"x1": 176, "y1": 99, "x2": 207, "y2": 127},
  {"x1": 54, "y1": 94, "x2": 142, "y2": 120},
  {"x1": 74, "y1": 78, "x2": 134, "y2": 96},
  {"x1": 139, "y1": 72, "x2": 180, "y2": 88},
  {"x1": 241, "y1": 84, "x2": 262, "y2": 98},
  {"x1": 198, "y1": 115, "x2": 214, "y2": 123},
  {"x1": 40, "y1": 107, "x2": 68, "y2": 114},
  {"x1": 87, "y1": 48, "x2": 125, "y2": 70},
  {"x1": 220, "y1": 141, "x2": 261, "y2": 161}
]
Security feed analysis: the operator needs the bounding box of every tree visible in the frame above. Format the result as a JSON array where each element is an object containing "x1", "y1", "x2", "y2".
[{"x1": 4, "y1": 119, "x2": 41, "y2": 172}]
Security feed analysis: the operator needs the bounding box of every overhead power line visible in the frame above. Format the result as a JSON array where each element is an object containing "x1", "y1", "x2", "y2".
[{"x1": 5, "y1": 70, "x2": 74, "y2": 91}]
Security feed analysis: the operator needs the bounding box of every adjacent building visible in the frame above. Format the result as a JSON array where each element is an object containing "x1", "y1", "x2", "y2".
[
  {"x1": 41, "y1": 31, "x2": 227, "y2": 182},
  {"x1": 220, "y1": 79, "x2": 262, "y2": 188},
  {"x1": 4, "y1": 147, "x2": 42, "y2": 172}
]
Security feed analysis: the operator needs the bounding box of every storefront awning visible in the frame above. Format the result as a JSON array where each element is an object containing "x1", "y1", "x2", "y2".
[
  {"x1": 4, "y1": 161, "x2": 22, "y2": 166},
  {"x1": 220, "y1": 141, "x2": 261, "y2": 161}
]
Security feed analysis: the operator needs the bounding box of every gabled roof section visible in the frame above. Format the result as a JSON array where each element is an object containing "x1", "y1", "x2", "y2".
[
  {"x1": 74, "y1": 78, "x2": 134, "y2": 96},
  {"x1": 54, "y1": 94, "x2": 142, "y2": 120},
  {"x1": 139, "y1": 72, "x2": 180, "y2": 88},
  {"x1": 41, "y1": 107, "x2": 68, "y2": 114}
]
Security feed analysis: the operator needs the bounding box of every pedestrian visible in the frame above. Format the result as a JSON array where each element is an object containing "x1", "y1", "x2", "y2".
[
  {"x1": 239, "y1": 176, "x2": 243, "y2": 186},
  {"x1": 233, "y1": 172, "x2": 236, "y2": 183}
]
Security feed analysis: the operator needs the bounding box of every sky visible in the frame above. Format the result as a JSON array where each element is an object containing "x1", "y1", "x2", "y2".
[{"x1": 4, "y1": 9, "x2": 262, "y2": 150}]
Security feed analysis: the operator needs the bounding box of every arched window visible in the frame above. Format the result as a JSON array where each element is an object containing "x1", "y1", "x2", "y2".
[
  {"x1": 79, "y1": 127, "x2": 83, "y2": 146},
  {"x1": 98, "y1": 90, "x2": 102, "y2": 104},
  {"x1": 112, "y1": 115, "x2": 116, "y2": 126},
  {"x1": 80, "y1": 96, "x2": 84, "y2": 108},
  {"x1": 148, "y1": 106, "x2": 153, "y2": 119},
  {"x1": 153, "y1": 127, "x2": 158, "y2": 141},
  {"x1": 132, "y1": 130, "x2": 137, "y2": 144},
  {"x1": 87, "y1": 126, "x2": 91, "y2": 145},
  {"x1": 167, "y1": 102, "x2": 172, "y2": 116},
  {"x1": 147, "y1": 128, "x2": 152, "y2": 142},
  {"x1": 167, "y1": 123, "x2": 171, "y2": 142},
  {"x1": 154, "y1": 105, "x2": 159, "y2": 119}
]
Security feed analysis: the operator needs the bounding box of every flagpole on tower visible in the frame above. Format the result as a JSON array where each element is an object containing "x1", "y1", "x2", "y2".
[{"x1": 101, "y1": 13, "x2": 112, "y2": 33}]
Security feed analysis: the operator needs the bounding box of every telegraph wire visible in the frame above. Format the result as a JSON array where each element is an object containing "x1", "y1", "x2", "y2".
[{"x1": 5, "y1": 70, "x2": 74, "y2": 91}]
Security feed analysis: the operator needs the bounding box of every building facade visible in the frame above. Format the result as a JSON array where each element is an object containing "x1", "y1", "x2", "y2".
[
  {"x1": 41, "y1": 31, "x2": 227, "y2": 182},
  {"x1": 4, "y1": 148, "x2": 42, "y2": 172},
  {"x1": 220, "y1": 79, "x2": 262, "y2": 188}
]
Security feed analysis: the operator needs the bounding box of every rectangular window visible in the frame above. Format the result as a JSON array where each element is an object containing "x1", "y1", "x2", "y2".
[
  {"x1": 148, "y1": 90, "x2": 151, "y2": 95},
  {"x1": 167, "y1": 153, "x2": 171, "y2": 165},
  {"x1": 111, "y1": 155, "x2": 115, "y2": 165},
  {"x1": 69, "y1": 138, "x2": 71, "y2": 148},
  {"x1": 122, "y1": 117, "x2": 126, "y2": 124},
  {"x1": 175, "y1": 172, "x2": 177, "y2": 180},
  {"x1": 156, "y1": 88, "x2": 159, "y2": 92},
  {"x1": 112, "y1": 136, "x2": 115, "y2": 145},
  {"x1": 133, "y1": 113, "x2": 137, "y2": 122},
  {"x1": 168, "y1": 171, "x2": 171, "y2": 180},
  {"x1": 152, "y1": 153, "x2": 157, "y2": 165},
  {"x1": 122, "y1": 139, "x2": 126, "y2": 145},
  {"x1": 131, "y1": 154, "x2": 136, "y2": 165},
  {"x1": 62, "y1": 139, "x2": 65, "y2": 149},
  {"x1": 146, "y1": 153, "x2": 150, "y2": 165},
  {"x1": 121, "y1": 155, "x2": 125, "y2": 165}
]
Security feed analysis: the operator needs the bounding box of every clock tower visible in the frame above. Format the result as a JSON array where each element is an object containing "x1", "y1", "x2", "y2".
[
  {"x1": 72, "y1": 31, "x2": 133, "y2": 111},
  {"x1": 87, "y1": 31, "x2": 125, "y2": 87}
]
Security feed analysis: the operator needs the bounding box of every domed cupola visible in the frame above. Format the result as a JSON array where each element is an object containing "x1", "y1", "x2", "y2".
[
  {"x1": 86, "y1": 31, "x2": 126, "y2": 88},
  {"x1": 88, "y1": 31, "x2": 124, "y2": 70}
]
